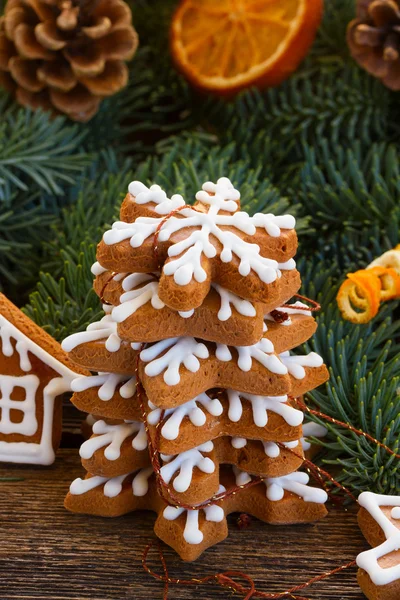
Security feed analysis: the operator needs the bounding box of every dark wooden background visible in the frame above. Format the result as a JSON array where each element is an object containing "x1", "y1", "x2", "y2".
[{"x1": 0, "y1": 405, "x2": 367, "y2": 600}]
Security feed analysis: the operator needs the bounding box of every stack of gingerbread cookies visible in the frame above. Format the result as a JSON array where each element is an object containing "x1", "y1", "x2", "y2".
[{"x1": 62, "y1": 177, "x2": 330, "y2": 560}]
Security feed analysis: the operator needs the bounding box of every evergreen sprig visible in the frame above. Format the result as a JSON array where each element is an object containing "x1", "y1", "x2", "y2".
[
  {"x1": 6, "y1": 0, "x2": 399, "y2": 495},
  {"x1": 0, "y1": 101, "x2": 90, "y2": 201}
]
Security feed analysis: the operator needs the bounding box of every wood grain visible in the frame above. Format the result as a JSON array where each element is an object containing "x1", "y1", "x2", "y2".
[{"x1": 0, "y1": 448, "x2": 367, "y2": 600}]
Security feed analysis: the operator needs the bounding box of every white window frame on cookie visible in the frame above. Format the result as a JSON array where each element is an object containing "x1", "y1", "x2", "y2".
[{"x1": 0, "y1": 374, "x2": 39, "y2": 436}]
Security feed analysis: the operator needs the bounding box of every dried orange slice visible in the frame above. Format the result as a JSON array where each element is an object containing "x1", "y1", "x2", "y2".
[{"x1": 170, "y1": 0, "x2": 323, "y2": 95}]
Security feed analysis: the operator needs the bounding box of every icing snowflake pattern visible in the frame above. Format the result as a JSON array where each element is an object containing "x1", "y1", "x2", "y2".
[
  {"x1": 62, "y1": 311, "x2": 140, "y2": 353},
  {"x1": 231, "y1": 437, "x2": 299, "y2": 458},
  {"x1": 279, "y1": 351, "x2": 324, "y2": 379},
  {"x1": 160, "y1": 441, "x2": 215, "y2": 493},
  {"x1": 226, "y1": 390, "x2": 303, "y2": 427},
  {"x1": 163, "y1": 485, "x2": 225, "y2": 545},
  {"x1": 112, "y1": 271, "x2": 256, "y2": 323},
  {"x1": 265, "y1": 472, "x2": 328, "y2": 503},
  {"x1": 234, "y1": 468, "x2": 327, "y2": 504},
  {"x1": 79, "y1": 420, "x2": 147, "y2": 461},
  {"x1": 71, "y1": 372, "x2": 136, "y2": 401},
  {"x1": 216, "y1": 337, "x2": 287, "y2": 374},
  {"x1": 141, "y1": 337, "x2": 209, "y2": 385},
  {"x1": 128, "y1": 181, "x2": 185, "y2": 215},
  {"x1": 148, "y1": 392, "x2": 223, "y2": 440},
  {"x1": 103, "y1": 177, "x2": 296, "y2": 288},
  {"x1": 69, "y1": 467, "x2": 153, "y2": 498}
]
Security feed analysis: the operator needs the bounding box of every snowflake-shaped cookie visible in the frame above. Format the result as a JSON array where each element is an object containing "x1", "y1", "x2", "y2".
[{"x1": 97, "y1": 177, "x2": 299, "y2": 311}]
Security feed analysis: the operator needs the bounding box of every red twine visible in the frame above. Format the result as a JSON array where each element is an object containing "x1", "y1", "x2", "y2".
[{"x1": 142, "y1": 541, "x2": 357, "y2": 600}]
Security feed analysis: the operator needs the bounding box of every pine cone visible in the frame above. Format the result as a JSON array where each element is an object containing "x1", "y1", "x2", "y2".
[
  {"x1": 347, "y1": 0, "x2": 400, "y2": 90},
  {"x1": 0, "y1": 0, "x2": 138, "y2": 121}
]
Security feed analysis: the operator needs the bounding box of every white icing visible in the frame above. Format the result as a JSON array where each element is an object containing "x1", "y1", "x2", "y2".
[
  {"x1": 231, "y1": 437, "x2": 247, "y2": 449},
  {"x1": 212, "y1": 284, "x2": 256, "y2": 321},
  {"x1": 279, "y1": 351, "x2": 324, "y2": 379},
  {"x1": 147, "y1": 392, "x2": 223, "y2": 440},
  {"x1": 301, "y1": 422, "x2": 327, "y2": 451},
  {"x1": 114, "y1": 272, "x2": 256, "y2": 323},
  {"x1": 264, "y1": 472, "x2": 328, "y2": 503},
  {"x1": 356, "y1": 492, "x2": 400, "y2": 586},
  {"x1": 179, "y1": 309, "x2": 194, "y2": 318},
  {"x1": 132, "y1": 466, "x2": 153, "y2": 496},
  {"x1": 71, "y1": 372, "x2": 136, "y2": 401},
  {"x1": 128, "y1": 181, "x2": 185, "y2": 215},
  {"x1": 0, "y1": 374, "x2": 39, "y2": 436},
  {"x1": 233, "y1": 466, "x2": 252, "y2": 486},
  {"x1": 91, "y1": 261, "x2": 107, "y2": 276},
  {"x1": 163, "y1": 484, "x2": 225, "y2": 545},
  {"x1": 103, "y1": 177, "x2": 295, "y2": 288},
  {"x1": 195, "y1": 177, "x2": 240, "y2": 212},
  {"x1": 262, "y1": 439, "x2": 299, "y2": 458},
  {"x1": 79, "y1": 420, "x2": 147, "y2": 461},
  {"x1": 122, "y1": 272, "x2": 155, "y2": 292},
  {"x1": 61, "y1": 314, "x2": 123, "y2": 354},
  {"x1": 70, "y1": 474, "x2": 110, "y2": 495},
  {"x1": 216, "y1": 338, "x2": 287, "y2": 374},
  {"x1": 0, "y1": 315, "x2": 83, "y2": 465},
  {"x1": 230, "y1": 437, "x2": 299, "y2": 458},
  {"x1": 392, "y1": 507, "x2": 400, "y2": 520},
  {"x1": 69, "y1": 468, "x2": 153, "y2": 499},
  {"x1": 112, "y1": 279, "x2": 165, "y2": 323},
  {"x1": 141, "y1": 337, "x2": 209, "y2": 385},
  {"x1": 160, "y1": 442, "x2": 215, "y2": 493},
  {"x1": 148, "y1": 390, "x2": 302, "y2": 438},
  {"x1": 226, "y1": 391, "x2": 303, "y2": 428}
]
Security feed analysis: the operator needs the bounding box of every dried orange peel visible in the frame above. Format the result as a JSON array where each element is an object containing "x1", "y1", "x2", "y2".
[
  {"x1": 170, "y1": 0, "x2": 323, "y2": 96},
  {"x1": 337, "y1": 271, "x2": 382, "y2": 324},
  {"x1": 337, "y1": 256, "x2": 400, "y2": 324},
  {"x1": 368, "y1": 245, "x2": 400, "y2": 274},
  {"x1": 366, "y1": 266, "x2": 400, "y2": 302}
]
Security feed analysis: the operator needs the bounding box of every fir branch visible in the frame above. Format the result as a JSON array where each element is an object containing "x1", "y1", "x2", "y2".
[
  {"x1": 23, "y1": 246, "x2": 102, "y2": 342},
  {"x1": 0, "y1": 104, "x2": 90, "y2": 201},
  {"x1": 300, "y1": 258, "x2": 400, "y2": 494},
  {"x1": 297, "y1": 139, "x2": 400, "y2": 245}
]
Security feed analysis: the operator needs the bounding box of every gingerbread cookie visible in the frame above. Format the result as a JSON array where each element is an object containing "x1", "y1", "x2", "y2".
[
  {"x1": 0, "y1": 293, "x2": 88, "y2": 465},
  {"x1": 70, "y1": 370, "x2": 305, "y2": 452},
  {"x1": 96, "y1": 178, "x2": 299, "y2": 311},
  {"x1": 139, "y1": 337, "x2": 328, "y2": 408},
  {"x1": 357, "y1": 492, "x2": 400, "y2": 600},
  {"x1": 65, "y1": 464, "x2": 327, "y2": 561},
  {"x1": 63, "y1": 318, "x2": 328, "y2": 408},
  {"x1": 78, "y1": 417, "x2": 304, "y2": 481},
  {"x1": 93, "y1": 266, "x2": 309, "y2": 346},
  {"x1": 63, "y1": 174, "x2": 329, "y2": 560},
  {"x1": 61, "y1": 306, "x2": 140, "y2": 373}
]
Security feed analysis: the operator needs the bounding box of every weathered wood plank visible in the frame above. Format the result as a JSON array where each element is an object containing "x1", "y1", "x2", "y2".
[{"x1": 0, "y1": 449, "x2": 367, "y2": 600}]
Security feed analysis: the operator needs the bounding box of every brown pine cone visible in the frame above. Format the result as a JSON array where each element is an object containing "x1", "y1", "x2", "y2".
[
  {"x1": 347, "y1": 0, "x2": 400, "y2": 90},
  {"x1": 0, "y1": 0, "x2": 138, "y2": 121}
]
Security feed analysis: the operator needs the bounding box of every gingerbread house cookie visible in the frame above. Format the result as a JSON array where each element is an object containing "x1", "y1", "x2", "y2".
[{"x1": 0, "y1": 293, "x2": 88, "y2": 465}]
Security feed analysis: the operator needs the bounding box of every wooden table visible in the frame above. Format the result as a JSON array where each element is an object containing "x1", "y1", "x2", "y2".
[{"x1": 0, "y1": 421, "x2": 368, "y2": 600}]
